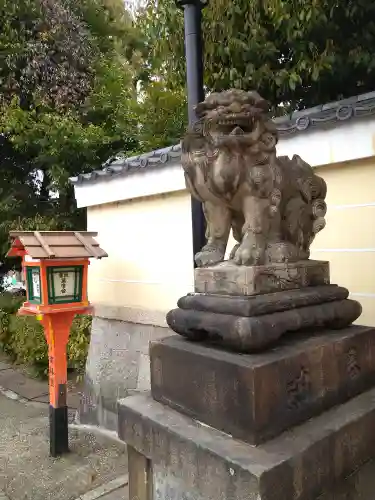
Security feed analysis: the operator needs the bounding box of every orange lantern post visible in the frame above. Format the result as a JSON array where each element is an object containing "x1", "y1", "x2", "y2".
[{"x1": 7, "y1": 231, "x2": 108, "y2": 457}]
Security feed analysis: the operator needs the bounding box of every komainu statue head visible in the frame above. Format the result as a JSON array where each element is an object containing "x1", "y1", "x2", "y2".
[
  {"x1": 193, "y1": 89, "x2": 277, "y2": 153},
  {"x1": 181, "y1": 89, "x2": 327, "y2": 268}
]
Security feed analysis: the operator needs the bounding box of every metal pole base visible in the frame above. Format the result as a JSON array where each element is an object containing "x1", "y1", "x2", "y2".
[{"x1": 49, "y1": 405, "x2": 69, "y2": 457}]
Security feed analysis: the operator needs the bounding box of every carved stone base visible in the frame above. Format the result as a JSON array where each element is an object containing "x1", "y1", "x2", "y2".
[
  {"x1": 195, "y1": 259, "x2": 330, "y2": 296},
  {"x1": 119, "y1": 387, "x2": 375, "y2": 500},
  {"x1": 166, "y1": 285, "x2": 362, "y2": 352},
  {"x1": 151, "y1": 326, "x2": 375, "y2": 445}
]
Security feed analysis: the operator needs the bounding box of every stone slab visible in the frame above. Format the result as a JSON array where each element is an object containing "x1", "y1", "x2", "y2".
[
  {"x1": 30, "y1": 393, "x2": 50, "y2": 403},
  {"x1": 0, "y1": 362, "x2": 83, "y2": 408},
  {"x1": 0, "y1": 352, "x2": 12, "y2": 372},
  {"x1": 0, "y1": 361, "x2": 11, "y2": 371},
  {"x1": 0, "y1": 369, "x2": 48, "y2": 400},
  {"x1": 166, "y1": 298, "x2": 362, "y2": 352},
  {"x1": 178, "y1": 284, "x2": 349, "y2": 317},
  {"x1": 194, "y1": 259, "x2": 330, "y2": 296},
  {"x1": 32, "y1": 386, "x2": 82, "y2": 409},
  {"x1": 118, "y1": 389, "x2": 375, "y2": 500},
  {"x1": 151, "y1": 327, "x2": 375, "y2": 444}
]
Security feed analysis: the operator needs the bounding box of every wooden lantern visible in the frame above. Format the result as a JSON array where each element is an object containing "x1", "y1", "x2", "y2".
[{"x1": 7, "y1": 231, "x2": 108, "y2": 457}]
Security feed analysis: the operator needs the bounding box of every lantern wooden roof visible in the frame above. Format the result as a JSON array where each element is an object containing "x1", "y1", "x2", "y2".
[{"x1": 7, "y1": 231, "x2": 108, "y2": 259}]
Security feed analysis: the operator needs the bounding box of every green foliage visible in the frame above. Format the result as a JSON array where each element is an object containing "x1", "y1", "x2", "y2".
[
  {"x1": 136, "y1": 0, "x2": 375, "y2": 113},
  {"x1": 6, "y1": 316, "x2": 49, "y2": 375},
  {"x1": 70, "y1": 0, "x2": 142, "y2": 58},
  {"x1": 67, "y1": 315, "x2": 92, "y2": 375},
  {"x1": 0, "y1": 293, "x2": 91, "y2": 378},
  {"x1": 0, "y1": 0, "x2": 191, "y2": 378},
  {"x1": 0, "y1": 0, "x2": 94, "y2": 109},
  {"x1": 135, "y1": 82, "x2": 187, "y2": 151},
  {"x1": 0, "y1": 0, "x2": 142, "y2": 267},
  {"x1": 0, "y1": 294, "x2": 24, "y2": 314}
]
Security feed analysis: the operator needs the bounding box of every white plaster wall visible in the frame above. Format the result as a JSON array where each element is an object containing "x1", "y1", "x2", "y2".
[{"x1": 86, "y1": 192, "x2": 194, "y2": 314}]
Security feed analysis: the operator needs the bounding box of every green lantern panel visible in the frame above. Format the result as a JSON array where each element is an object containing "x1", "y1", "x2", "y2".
[
  {"x1": 26, "y1": 267, "x2": 42, "y2": 304},
  {"x1": 47, "y1": 266, "x2": 83, "y2": 305}
]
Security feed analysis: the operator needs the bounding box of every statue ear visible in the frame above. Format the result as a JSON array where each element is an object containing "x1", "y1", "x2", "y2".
[
  {"x1": 254, "y1": 96, "x2": 270, "y2": 112},
  {"x1": 192, "y1": 119, "x2": 205, "y2": 136},
  {"x1": 258, "y1": 99, "x2": 270, "y2": 111},
  {"x1": 181, "y1": 122, "x2": 204, "y2": 153},
  {"x1": 194, "y1": 102, "x2": 206, "y2": 117},
  {"x1": 247, "y1": 91, "x2": 270, "y2": 111}
]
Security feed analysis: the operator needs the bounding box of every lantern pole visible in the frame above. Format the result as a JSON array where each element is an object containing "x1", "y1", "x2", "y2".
[
  {"x1": 39, "y1": 312, "x2": 75, "y2": 457},
  {"x1": 175, "y1": 0, "x2": 207, "y2": 266}
]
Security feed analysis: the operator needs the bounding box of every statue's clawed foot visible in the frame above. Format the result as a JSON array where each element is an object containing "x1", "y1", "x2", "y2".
[
  {"x1": 232, "y1": 234, "x2": 266, "y2": 266},
  {"x1": 195, "y1": 243, "x2": 226, "y2": 267}
]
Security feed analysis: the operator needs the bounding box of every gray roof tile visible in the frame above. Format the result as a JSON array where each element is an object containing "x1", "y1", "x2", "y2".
[{"x1": 70, "y1": 90, "x2": 375, "y2": 186}]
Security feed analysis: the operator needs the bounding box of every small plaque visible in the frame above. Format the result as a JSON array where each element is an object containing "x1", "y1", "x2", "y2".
[
  {"x1": 31, "y1": 269, "x2": 41, "y2": 299},
  {"x1": 53, "y1": 270, "x2": 75, "y2": 297}
]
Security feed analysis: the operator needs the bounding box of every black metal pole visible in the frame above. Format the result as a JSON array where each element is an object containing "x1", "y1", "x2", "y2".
[{"x1": 176, "y1": 0, "x2": 207, "y2": 266}]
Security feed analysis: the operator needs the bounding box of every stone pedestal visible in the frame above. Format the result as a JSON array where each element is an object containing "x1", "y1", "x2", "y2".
[
  {"x1": 150, "y1": 327, "x2": 375, "y2": 444},
  {"x1": 119, "y1": 384, "x2": 375, "y2": 500},
  {"x1": 116, "y1": 87, "x2": 374, "y2": 499},
  {"x1": 118, "y1": 262, "x2": 370, "y2": 499},
  {"x1": 167, "y1": 284, "x2": 362, "y2": 352},
  {"x1": 194, "y1": 259, "x2": 330, "y2": 296}
]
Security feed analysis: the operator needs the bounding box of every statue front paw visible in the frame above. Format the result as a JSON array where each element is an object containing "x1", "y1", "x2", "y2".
[
  {"x1": 232, "y1": 234, "x2": 266, "y2": 266},
  {"x1": 233, "y1": 245, "x2": 265, "y2": 266},
  {"x1": 195, "y1": 244, "x2": 226, "y2": 267}
]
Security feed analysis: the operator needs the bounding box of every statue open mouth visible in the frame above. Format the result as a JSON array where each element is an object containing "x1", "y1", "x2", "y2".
[
  {"x1": 210, "y1": 114, "x2": 261, "y2": 147},
  {"x1": 195, "y1": 90, "x2": 270, "y2": 147},
  {"x1": 216, "y1": 113, "x2": 255, "y2": 135},
  {"x1": 231, "y1": 126, "x2": 245, "y2": 135}
]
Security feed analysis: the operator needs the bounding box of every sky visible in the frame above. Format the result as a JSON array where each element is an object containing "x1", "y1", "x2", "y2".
[{"x1": 124, "y1": 0, "x2": 145, "y2": 16}]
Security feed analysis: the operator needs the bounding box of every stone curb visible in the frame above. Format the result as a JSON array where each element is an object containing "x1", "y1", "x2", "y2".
[
  {"x1": 69, "y1": 423, "x2": 125, "y2": 446},
  {"x1": 75, "y1": 475, "x2": 128, "y2": 500}
]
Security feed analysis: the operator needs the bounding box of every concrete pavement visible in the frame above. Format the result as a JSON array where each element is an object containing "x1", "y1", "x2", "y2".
[{"x1": 0, "y1": 353, "x2": 129, "y2": 500}]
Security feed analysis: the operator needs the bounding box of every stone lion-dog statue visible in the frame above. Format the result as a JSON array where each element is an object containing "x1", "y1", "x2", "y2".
[{"x1": 181, "y1": 89, "x2": 327, "y2": 267}]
